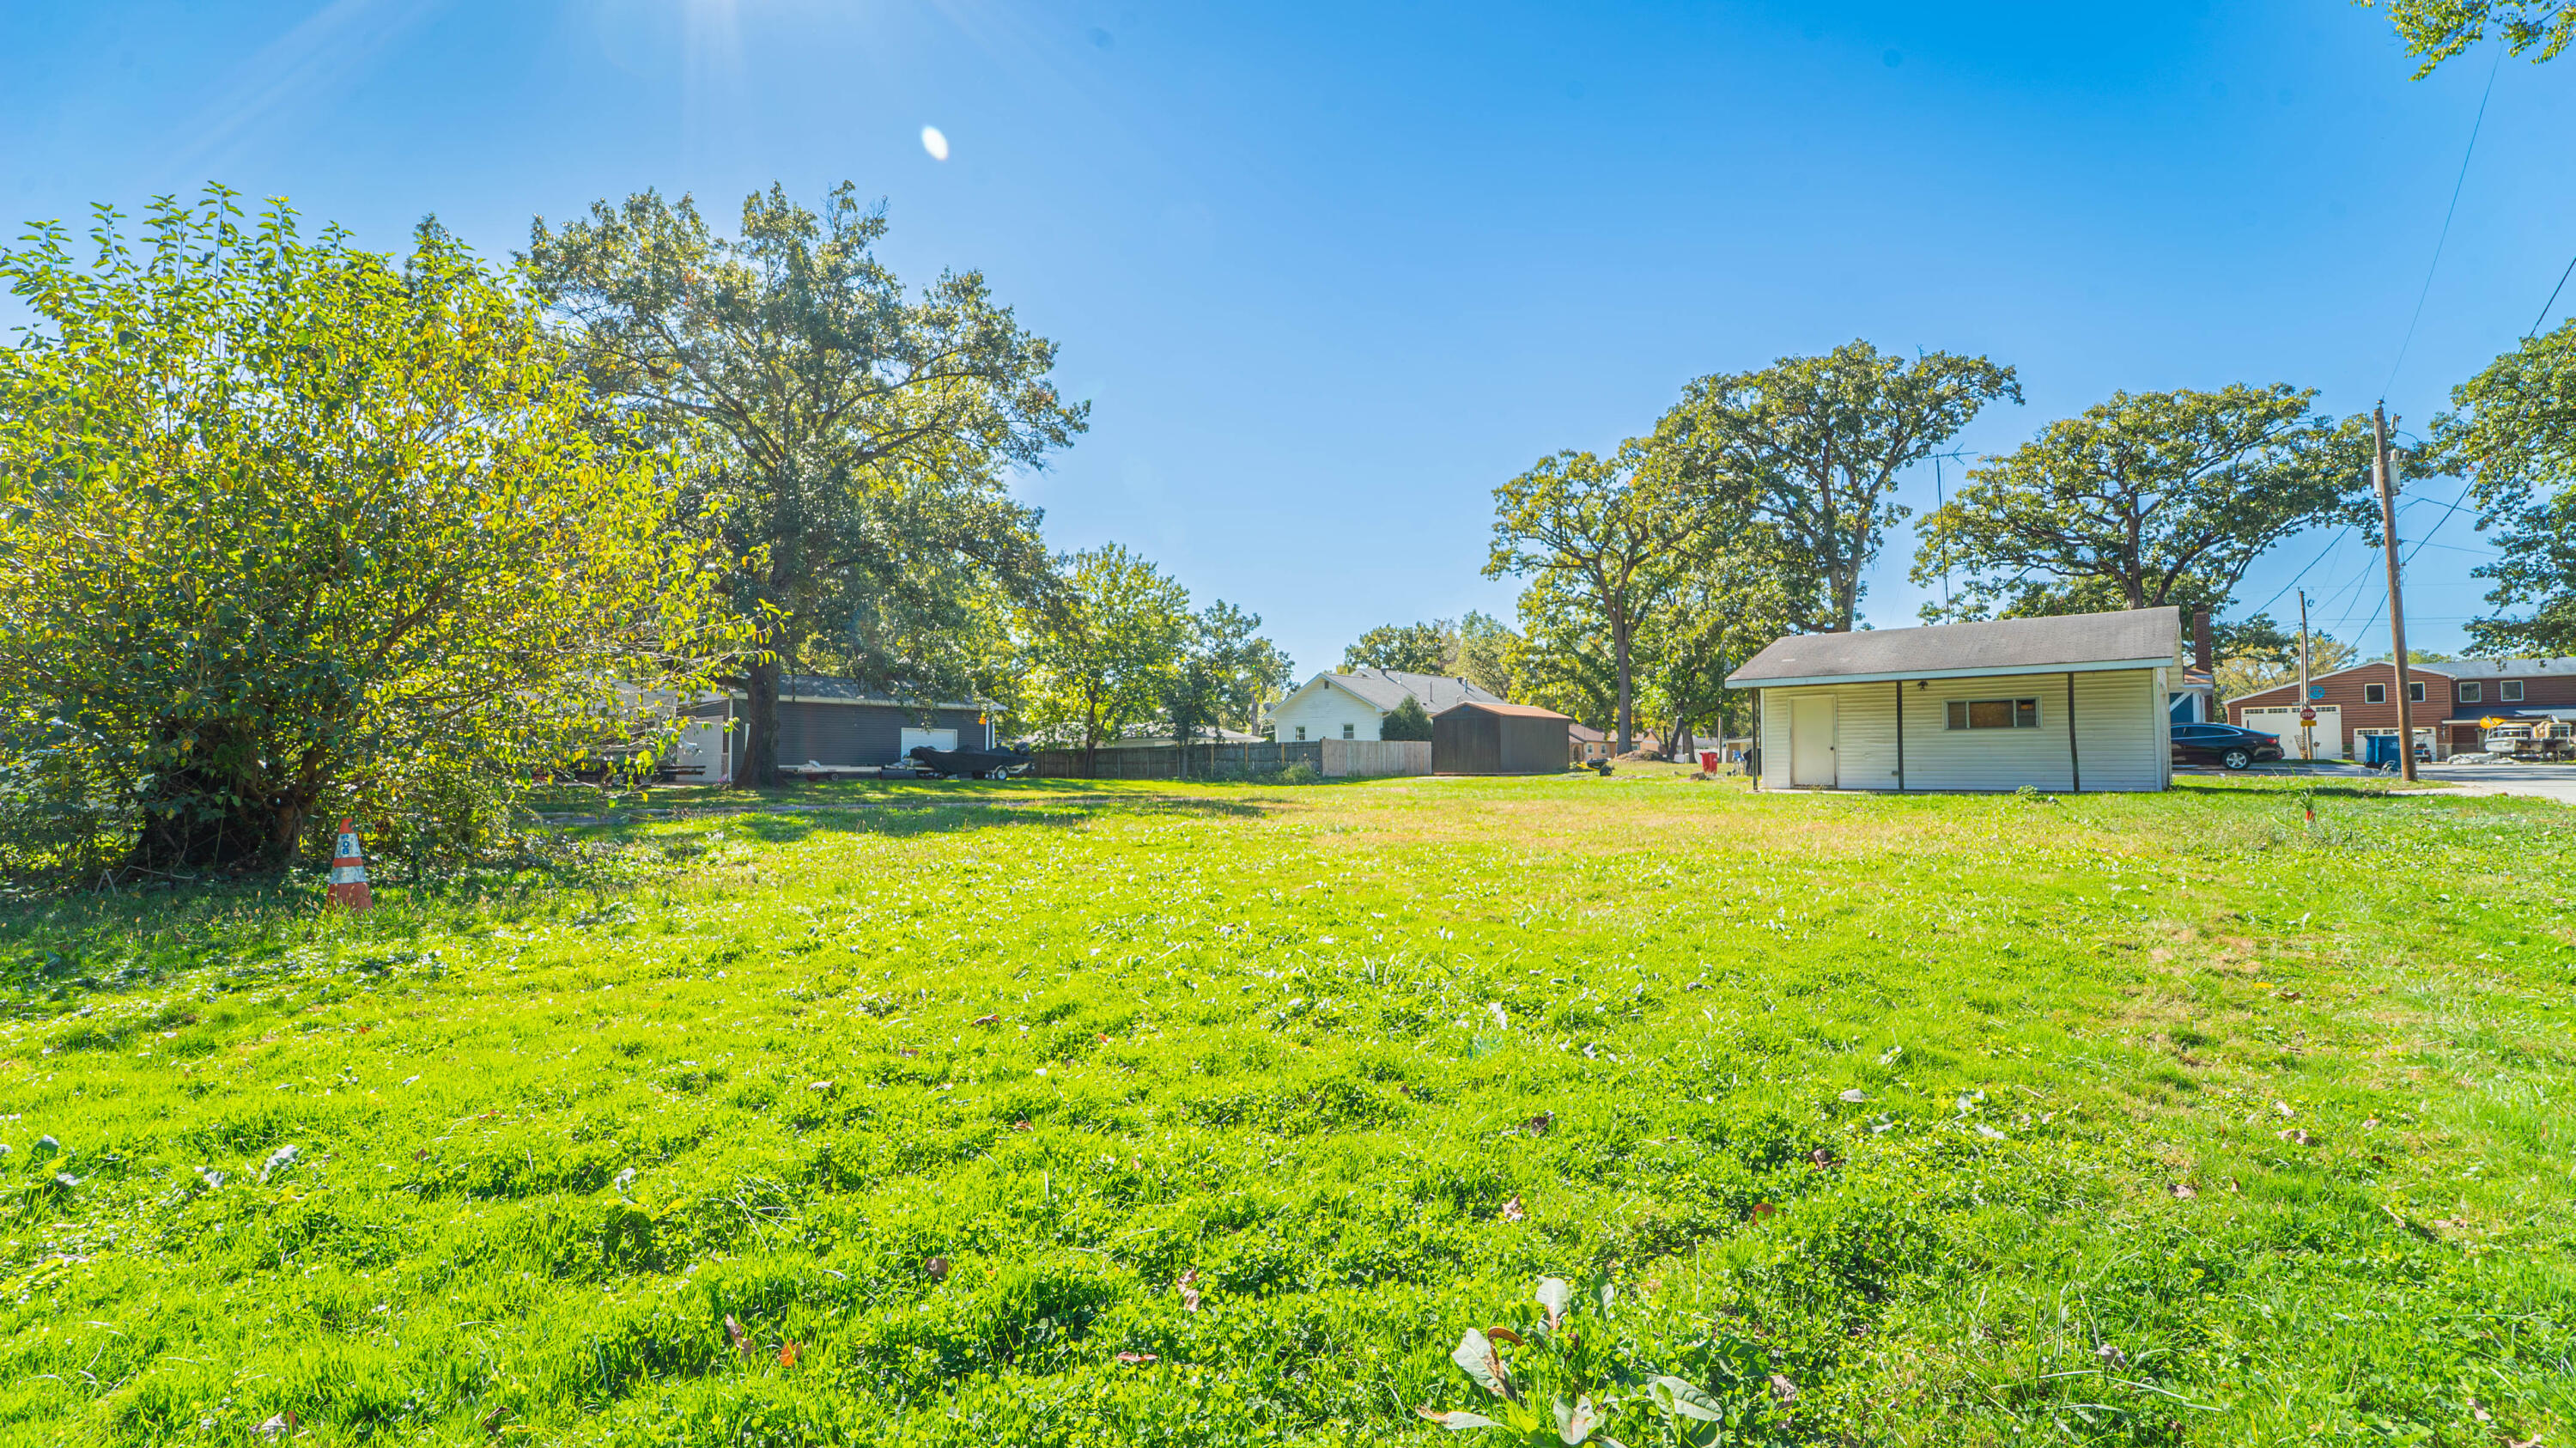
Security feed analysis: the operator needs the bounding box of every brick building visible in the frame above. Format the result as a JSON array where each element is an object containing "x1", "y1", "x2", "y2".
[{"x1": 2226, "y1": 657, "x2": 2576, "y2": 758}]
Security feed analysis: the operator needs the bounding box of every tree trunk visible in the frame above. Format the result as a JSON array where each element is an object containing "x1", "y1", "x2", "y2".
[
  {"x1": 1613, "y1": 613, "x2": 1633, "y2": 756},
  {"x1": 739, "y1": 654, "x2": 783, "y2": 788}
]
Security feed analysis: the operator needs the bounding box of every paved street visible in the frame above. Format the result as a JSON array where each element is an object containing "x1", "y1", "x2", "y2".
[{"x1": 2415, "y1": 762, "x2": 2576, "y2": 806}]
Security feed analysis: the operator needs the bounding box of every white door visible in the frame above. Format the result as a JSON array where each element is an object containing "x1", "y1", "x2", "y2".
[
  {"x1": 2244, "y1": 706, "x2": 2344, "y2": 760},
  {"x1": 1790, "y1": 697, "x2": 1838, "y2": 788},
  {"x1": 900, "y1": 727, "x2": 959, "y2": 760}
]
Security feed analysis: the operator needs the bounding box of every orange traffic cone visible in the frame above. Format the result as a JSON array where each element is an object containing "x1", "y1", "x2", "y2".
[{"x1": 327, "y1": 818, "x2": 374, "y2": 911}]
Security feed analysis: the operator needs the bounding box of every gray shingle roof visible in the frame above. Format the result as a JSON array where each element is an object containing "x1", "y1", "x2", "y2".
[
  {"x1": 1727, "y1": 607, "x2": 2181, "y2": 688},
  {"x1": 1322, "y1": 669, "x2": 1504, "y2": 713},
  {"x1": 2409, "y1": 656, "x2": 2576, "y2": 678}
]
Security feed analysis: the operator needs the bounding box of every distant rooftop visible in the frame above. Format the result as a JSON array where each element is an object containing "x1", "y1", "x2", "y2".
[{"x1": 1728, "y1": 608, "x2": 2181, "y2": 688}]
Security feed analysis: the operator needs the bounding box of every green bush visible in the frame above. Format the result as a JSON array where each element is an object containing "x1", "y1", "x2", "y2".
[{"x1": 1380, "y1": 696, "x2": 1435, "y2": 741}]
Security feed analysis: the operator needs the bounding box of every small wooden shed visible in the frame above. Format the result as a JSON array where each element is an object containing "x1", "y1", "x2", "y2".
[{"x1": 1433, "y1": 700, "x2": 1573, "y2": 775}]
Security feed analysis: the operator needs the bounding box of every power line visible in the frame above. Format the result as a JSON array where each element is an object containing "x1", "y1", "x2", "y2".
[
  {"x1": 2532, "y1": 249, "x2": 2576, "y2": 338},
  {"x1": 2383, "y1": 43, "x2": 2506, "y2": 398}
]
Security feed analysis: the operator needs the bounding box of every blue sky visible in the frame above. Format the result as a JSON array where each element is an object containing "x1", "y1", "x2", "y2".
[{"x1": 6, "y1": 1, "x2": 2572, "y2": 677}]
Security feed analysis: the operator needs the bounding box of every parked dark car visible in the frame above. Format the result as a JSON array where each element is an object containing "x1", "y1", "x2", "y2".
[{"x1": 2171, "y1": 722, "x2": 2285, "y2": 770}]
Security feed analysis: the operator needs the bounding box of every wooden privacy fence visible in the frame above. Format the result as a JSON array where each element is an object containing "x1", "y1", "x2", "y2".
[{"x1": 1029, "y1": 739, "x2": 1431, "y2": 781}]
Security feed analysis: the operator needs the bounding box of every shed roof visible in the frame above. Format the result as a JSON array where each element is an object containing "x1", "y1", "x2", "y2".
[
  {"x1": 1435, "y1": 700, "x2": 1571, "y2": 721},
  {"x1": 1728, "y1": 607, "x2": 2180, "y2": 689}
]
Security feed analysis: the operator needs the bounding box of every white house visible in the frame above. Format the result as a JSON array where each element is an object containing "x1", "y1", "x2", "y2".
[
  {"x1": 1726, "y1": 608, "x2": 2179, "y2": 793},
  {"x1": 1266, "y1": 669, "x2": 1502, "y2": 742}
]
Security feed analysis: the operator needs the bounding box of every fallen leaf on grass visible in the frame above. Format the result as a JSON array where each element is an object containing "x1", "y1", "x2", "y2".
[
  {"x1": 724, "y1": 1315, "x2": 750, "y2": 1355},
  {"x1": 1748, "y1": 1202, "x2": 1777, "y2": 1220},
  {"x1": 970, "y1": 1014, "x2": 999, "y2": 1027},
  {"x1": 778, "y1": 1342, "x2": 801, "y2": 1367},
  {"x1": 2274, "y1": 1101, "x2": 2295, "y2": 1118},
  {"x1": 924, "y1": 1256, "x2": 950, "y2": 1282},
  {"x1": 1501, "y1": 1194, "x2": 1525, "y2": 1223},
  {"x1": 1177, "y1": 1268, "x2": 1201, "y2": 1312},
  {"x1": 1116, "y1": 1351, "x2": 1158, "y2": 1364},
  {"x1": 1809, "y1": 1147, "x2": 1838, "y2": 1169},
  {"x1": 2277, "y1": 1128, "x2": 2314, "y2": 1147},
  {"x1": 898, "y1": 1048, "x2": 919, "y2": 1058},
  {"x1": 2168, "y1": 1183, "x2": 2197, "y2": 1199},
  {"x1": 1838, "y1": 1088, "x2": 1868, "y2": 1103},
  {"x1": 1518, "y1": 1112, "x2": 1553, "y2": 1137},
  {"x1": 1012, "y1": 1119, "x2": 1032, "y2": 1132},
  {"x1": 1768, "y1": 1373, "x2": 1798, "y2": 1404},
  {"x1": 255, "y1": 1412, "x2": 297, "y2": 1438},
  {"x1": 2097, "y1": 1344, "x2": 2127, "y2": 1368}
]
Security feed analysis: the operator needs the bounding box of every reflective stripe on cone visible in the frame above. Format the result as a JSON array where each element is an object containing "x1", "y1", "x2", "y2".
[{"x1": 327, "y1": 818, "x2": 373, "y2": 911}]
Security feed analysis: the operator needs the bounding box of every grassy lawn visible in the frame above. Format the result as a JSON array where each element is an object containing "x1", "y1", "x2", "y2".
[{"x1": 3, "y1": 770, "x2": 2572, "y2": 1446}]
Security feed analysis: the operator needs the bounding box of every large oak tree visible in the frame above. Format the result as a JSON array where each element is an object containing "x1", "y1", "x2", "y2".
[
  {"x1": 1657, "y1": 340, "x2": 2020, "y2": 635},
  {"x1": 526, "y1": 183, "x2": 1084, "y2": 786},
  {"x1": 1910, "y1": 384, "x2": 2372, "y2": 625}
]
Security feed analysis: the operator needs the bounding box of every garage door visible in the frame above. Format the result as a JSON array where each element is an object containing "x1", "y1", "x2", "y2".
[
  {"x1": 2242, "y1": 706, "x2": 2342, "y2": 760},
  {"x1": 900, "y1": 727, "x2": 958, "y2": 759}
]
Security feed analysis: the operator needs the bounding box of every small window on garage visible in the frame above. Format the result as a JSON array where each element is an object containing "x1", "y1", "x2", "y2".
[
  {"x1": 1945, "y1": 697, "x2": 2040, "y2": 730},
  {"x1": 2500, "y1": 679, "x2": 2524, "y2": 702},
  {"x1": 2458, "y1": 681, "x2": 2482, "y2": 703},
  {"x1": 2363, "y1": 683, "x2": 2385, "y2": 703},
  {"x1": 1294, "y1": 725, "x2": 1307, "y2": 740},
  {"x1": 1343, "y1": 722, "x2": 1356, "y2": 739}
]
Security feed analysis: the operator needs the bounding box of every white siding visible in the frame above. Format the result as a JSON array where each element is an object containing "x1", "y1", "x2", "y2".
[
  {"x1": 1268, "y1": 682, "x2": 1383, "y2": 743},
  {"x1": 1755, "y1": 668, "x2": 2167, "y2": 792}
]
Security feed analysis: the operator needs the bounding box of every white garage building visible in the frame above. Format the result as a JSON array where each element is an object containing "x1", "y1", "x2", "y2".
[{"x1": 1727, "y1": 607, "x2": 2179, "y2": 793}]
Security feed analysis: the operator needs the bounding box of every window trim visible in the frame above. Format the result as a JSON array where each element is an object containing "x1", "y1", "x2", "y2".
[
  {"x1": 1342, "y1": 722, "x2": 1356, "y2": 739},
  {"x1": 1944, "y1": 697, "x2": 2042, "y2": 731},
  {"x1": 2500, "y1": 679, "x2": 2524, "y2": 702},
  {"x1": 2409, "y1": 681, "x2": 2427, "y2": 703},
  {"x1": 2363, "y1": 683, "x2": 2386, "y2": 703},
  {"x1": 1294, "y1": 725, "x2": 1307, "y2": 741},
  {"x1": 2458, "y1": 681, "x2": 2482, "y2": 704}
]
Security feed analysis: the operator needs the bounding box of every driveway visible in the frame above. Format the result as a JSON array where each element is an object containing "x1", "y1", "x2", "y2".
[{"x1": 2415, "y1": 761, "x2": 2576, "y2": 806}]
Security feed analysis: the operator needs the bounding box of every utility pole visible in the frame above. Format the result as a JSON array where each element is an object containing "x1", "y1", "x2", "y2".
[
  {"x1": 2374, "y1": 404, "x2": 2417, "y2": 782},
  {"x1": 2297, "y1": 588, "x2": 2313, "y2": 761}
]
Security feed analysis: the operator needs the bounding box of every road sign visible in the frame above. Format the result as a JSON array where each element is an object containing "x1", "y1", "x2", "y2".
[{"x1": 2300, "y1": 707, "x2": 2318, "y2": 723}]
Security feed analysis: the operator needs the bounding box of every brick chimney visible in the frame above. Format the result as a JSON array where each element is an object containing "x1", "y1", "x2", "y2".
[{"x1": 2192, "y1": 608, "x2": 2213, "y2": 674}]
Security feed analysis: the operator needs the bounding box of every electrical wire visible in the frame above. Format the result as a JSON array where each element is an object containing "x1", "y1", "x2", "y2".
[
  {"x1": 2531, "y1": 250, "x2": 2576, "y2": 338},
  {"x1": 2383, "y1": 43, "x2": 2506, "y2": 398}
]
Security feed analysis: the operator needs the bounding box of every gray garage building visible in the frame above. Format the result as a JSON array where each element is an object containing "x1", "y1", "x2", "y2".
[
  {"x1": 671, "y1": 677, "x2": 994, "y2": 783},
  {"x1": 1433, "y1": 700, "x2": 1575, "y2": 775}
]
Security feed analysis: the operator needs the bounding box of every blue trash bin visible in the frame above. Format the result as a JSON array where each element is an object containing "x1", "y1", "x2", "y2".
[{"x1": 2361, "y1": 734, "x2": 2402, "y2": 770}]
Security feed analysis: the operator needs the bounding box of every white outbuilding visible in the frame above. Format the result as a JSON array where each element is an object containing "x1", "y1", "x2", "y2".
[{"x1": 1726, "y1": 607, "x2": 2179, "y2": 793}]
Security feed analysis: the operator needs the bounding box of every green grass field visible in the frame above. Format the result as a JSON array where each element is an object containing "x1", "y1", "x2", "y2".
[{"x1": 3, "y1": 770, "x2": 2571, "y2": 1446}]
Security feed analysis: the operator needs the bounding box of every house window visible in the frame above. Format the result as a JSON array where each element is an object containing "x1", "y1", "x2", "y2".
[
  {"x1": 1342, "y1": 722, "x2": 1356, "y2": 739},
  {"x1": 2410, "y1": 682, "x2": 2427, "y2": 703},
  {"x1": 1944, "y1": 697, "x2": 2040, "y2": 730},
  {"x1": 2458, "y1": 681, "x2": 2482, "y2": 704},
  {"x1": 2364, "y1": 683, "x2": 2385, "y2": 703},
  {"x1": 2501, "y1": 679, "x2": 2524, "y2": 702},
  {"x1": 1294, "y1": 725, "x2": 1307, "y2": 741}
]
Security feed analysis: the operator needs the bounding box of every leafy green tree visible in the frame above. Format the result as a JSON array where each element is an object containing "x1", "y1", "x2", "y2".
[
  {"x1": 1633, "y1": 525, "x2": 1808, "y2": 755},
  {"x1": 1342, "y1": 621, "x2": 1453, "y2": 675},
  {"x1": 2362, "y1": 0, "x2": 2575, "y2": 74},
  {"x1": 1378, "y1": 695, "x2": 1436, "y2": 741},
  {"x1": 0, "y1": 190, "x2": 734, "y2": 875},
  {"x1": 2214, "y1": 626, "x2": 2358, "y2": 703},
  {"x1": 1487, "y1": 442, "x2": 1704, "y2": 753},
  {"x1": 1162, "y1": 600, "x2": 1293, "y2": 744},
  {"x1": 1455, "y1": 611, "x2": 1522, "y2": 699},
  {"x1": 1659, "y1": 340, "x2": 2020, "y2": 633},
  {"x1": 1013, "y1": 545, "x2": 1190, "y2": 756},
  {"x1": 1508, "y1": 576, "x2": 1619, "y2": 733},
  {"x1": 526, "y1": 183, "x2": 1084, "y2": 786},
  {"x1": 2433, "y1": 322, "x2": 2576, "y2": 655},
  {"x1": 1911, "y1": 385, "x2": 2372, "y2": 625}
]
